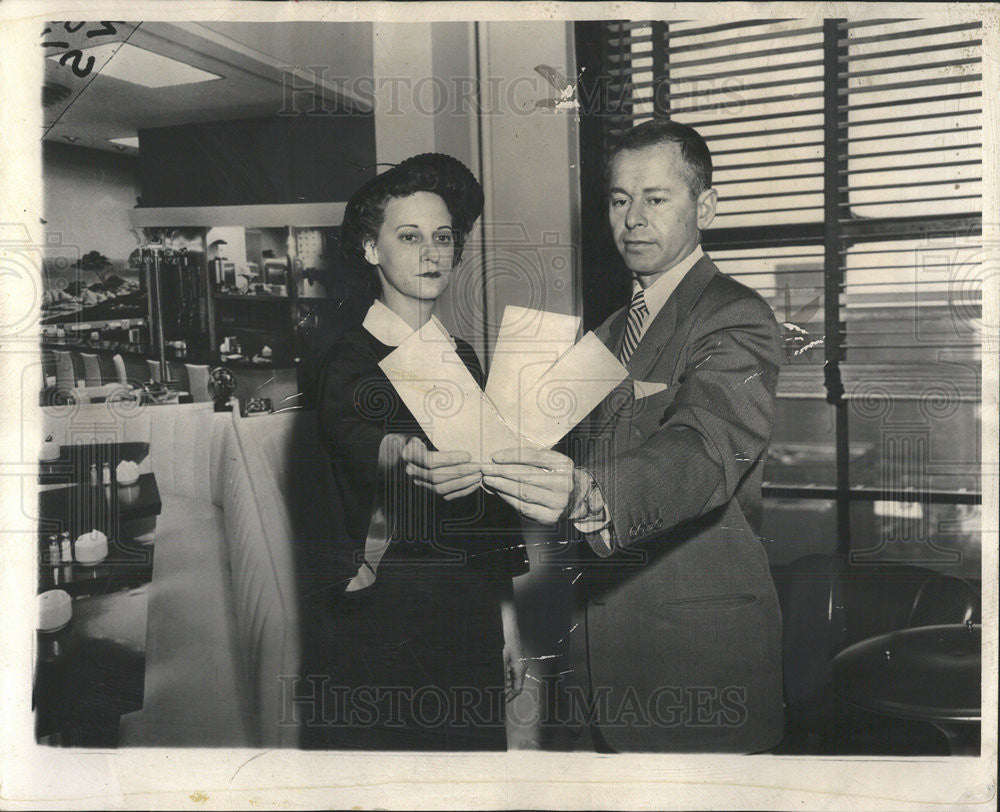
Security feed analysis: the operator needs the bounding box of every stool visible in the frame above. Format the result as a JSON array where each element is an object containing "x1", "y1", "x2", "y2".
[
  {"x1": 113, "y1": 353, "x2": 129, "y2": 385},
  {"x1": 185, "y1": 364, "x2": 211, "y2": 403},
  {"x1": 53, "y1": 349, "x2": 75, "y2": 391},
  {"x1": 909, "y1": 575, "x2": 980, "y2": 628},
  {"x1": 80, "y1": 352, "x2": 103, "y2": 387}
]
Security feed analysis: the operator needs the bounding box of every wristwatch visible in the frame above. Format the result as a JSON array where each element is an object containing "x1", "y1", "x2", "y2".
[
  {"x1": 585, "y1": 472, "x2": 606, "y2": 517},
  {"x1": 571, "y1": 469, "x2": 605, "y2": 521}
]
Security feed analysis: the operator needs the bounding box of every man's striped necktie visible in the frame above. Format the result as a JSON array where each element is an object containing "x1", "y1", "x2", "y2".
[{"x1": 618, "y1": 288, "x2": 648, "y2": 365}]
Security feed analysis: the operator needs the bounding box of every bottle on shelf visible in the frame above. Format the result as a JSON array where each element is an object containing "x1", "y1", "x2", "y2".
[
  {"x1": 60, "y1": 532, "x2": 74, "y2": 584},
  {"x1": 47, "y1": 537, "x2": 61, "y2": 568},
  {"x1": 60, "y1": 533, "x2": 73, "y2": 564}
]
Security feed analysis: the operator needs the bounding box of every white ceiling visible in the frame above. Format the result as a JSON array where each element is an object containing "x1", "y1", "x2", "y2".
[{"x1": 43, "y1": 21, "x2": 374, "y2": 154}]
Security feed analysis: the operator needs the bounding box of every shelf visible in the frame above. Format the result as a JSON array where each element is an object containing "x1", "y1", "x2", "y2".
[
  {"x1": 216, "y1": 326, "x2": 290, "y2": 335},
  {"x1": 213, "y1": 293, "x2": 290, "y2": 302},
  {"x1": 128, "y1": 201, "x2": 347, "y2": 228},
  {"x1": 215, "y1": 358, "x2": 293, "y2": 369}
]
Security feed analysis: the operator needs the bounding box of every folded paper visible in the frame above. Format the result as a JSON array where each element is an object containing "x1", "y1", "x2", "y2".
[
  {"x1": 514, "y1": 332, "x2": 629, "y2": 448},
  {"x1": 379, "y1": 319, "x2": 524, "y2": 461},
  {"x1": 380, "y1": 308, "x2": 627, "y2": 458},
  {"x1": 485, "y1": 305, "x2": 581, "y2": 425}
]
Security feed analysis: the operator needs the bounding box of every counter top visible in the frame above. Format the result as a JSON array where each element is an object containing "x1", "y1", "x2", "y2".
[
  {"x1": 43, "y1": 338, "x2": 152, "y2": 356},
  {"x1": 42, "y1": 339, "x2": 298, "y2": 370}
]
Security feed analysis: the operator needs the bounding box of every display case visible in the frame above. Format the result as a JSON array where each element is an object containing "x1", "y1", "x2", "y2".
[
  {"x1": 136, "y1": 230, "x2": 209, "y2": 369},
  {"x1": 207, "y1": 225, "x2": 295, "y2": 365},
  {"x1": 127, "y1": 203, "x2": 368, "y2": 406}
]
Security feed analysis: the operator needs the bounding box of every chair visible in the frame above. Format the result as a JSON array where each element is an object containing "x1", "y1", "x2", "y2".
[
  {"x1": 779, "y1": 553, "x2": 848, "y2": 709},
  {"x1": 80, "y1": 353, "x2": 103, "y2": 387},
  {"x1": 113, "y1": 353, "x2": 129, "y2": 385},
  {"x1": 53, "y1": 349, "x2": 75, "y2": 391},
  {"x1": 908, "y1": 574, "x2": 980, "y2": 628},
  {"x1": 147, "y1": 358, "x2": 162, "y2": 382},
  {"x1": 185, "y1": 364, "x2": 211, "y2": 403}
]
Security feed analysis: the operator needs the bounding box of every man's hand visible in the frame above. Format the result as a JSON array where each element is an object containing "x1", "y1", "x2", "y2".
[
  {"x1": 401, "y1": 437, "x2": 481, "y2": 501},
  {"x1": 481, "y1": 447, "x2": 576, "y2": 525}
]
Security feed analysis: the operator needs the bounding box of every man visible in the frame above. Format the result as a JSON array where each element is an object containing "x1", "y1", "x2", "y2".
[{"x1": 481, "y1": 119, "x2": 785, "y2": 752}]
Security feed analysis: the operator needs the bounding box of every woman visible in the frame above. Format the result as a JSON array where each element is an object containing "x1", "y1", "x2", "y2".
[{"x1": 314, "y1": 154, "x2": 528, "y2": 750}]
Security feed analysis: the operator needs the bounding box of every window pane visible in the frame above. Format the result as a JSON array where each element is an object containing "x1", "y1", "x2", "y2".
[
  {"x1": 843, "y1": 20, "x2": 983, "y2": 219},
  {"x1": 666, "y1": 20, "x2": 825, "y2": 228},
  {"x1": 764, "y1": 399, "x2": 837, "y2": 487},
  {"x1": 760, "y1": 498, "x2": 838, "y2": 566},
  {"x1": 841, "y1": 232, "x2": 982, "y2": 497},
  {"x1": 849, "y1": 503, "x2": 981, "y2": 581},
  {"x1": 848, "y1": 400, "x2": 981, "y2": 492},
  {"x1": 841, "y1": 236, "x2": 983, "y2": 362}
]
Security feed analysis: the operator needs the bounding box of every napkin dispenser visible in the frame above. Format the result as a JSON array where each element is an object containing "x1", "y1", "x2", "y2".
[{"x1": 75, "y1": 529, "x2": 108, "y2": 565}]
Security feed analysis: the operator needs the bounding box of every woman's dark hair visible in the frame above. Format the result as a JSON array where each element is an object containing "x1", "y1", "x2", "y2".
[{"x1": 340, "y1": 153, "x2": 484, "y2": 270}]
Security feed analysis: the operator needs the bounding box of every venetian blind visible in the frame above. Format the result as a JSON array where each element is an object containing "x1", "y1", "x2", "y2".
[
  {"x1": 595, "y1": 17, "x2": 983, "y2": 505},
  {"x1": 837, "y1": 19, "x2": 983, "y2": 412},
  {"x1": 601, "y1": 20, "x2": 828, "y2": 400}
]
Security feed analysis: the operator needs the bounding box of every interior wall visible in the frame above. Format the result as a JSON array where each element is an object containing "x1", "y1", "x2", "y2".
[
  {"x1": 476, "y1": 21, "x2": 582, "y2": 360},
  {"x1": 371, "y1": 21, "x2": 582, "y2": 366},
  {"x1": 372, "y1": 23, "x2": 438, "y2": 164},
  {"x1": 42, "y1": 142, "x2": 141, "y2": 270}
]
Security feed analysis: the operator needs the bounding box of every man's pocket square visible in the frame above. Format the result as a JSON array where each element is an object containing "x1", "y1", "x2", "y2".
[{"x1": 633, "y1": 379, "x2": 669, "y2": 399}]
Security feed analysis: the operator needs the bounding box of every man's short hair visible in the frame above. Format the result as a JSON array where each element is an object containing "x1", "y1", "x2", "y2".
[{"x1": 606, "y1": 119, "x2": 713, "y2": 198}]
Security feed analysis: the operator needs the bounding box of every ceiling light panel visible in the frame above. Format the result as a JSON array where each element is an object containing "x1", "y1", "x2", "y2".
[{"x1": 49, "y1": 42, "x2": 222, "y2": 89}]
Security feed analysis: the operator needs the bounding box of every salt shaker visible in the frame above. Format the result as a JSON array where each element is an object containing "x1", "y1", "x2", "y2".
[{"x1": 47, "y1": 538, "x2": 61, "y2": 567}]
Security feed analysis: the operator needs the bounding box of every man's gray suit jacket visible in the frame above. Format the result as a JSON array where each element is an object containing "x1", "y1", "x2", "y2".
[{"x1": 564, "y1": 253, "x2": 786, "y2": 753}]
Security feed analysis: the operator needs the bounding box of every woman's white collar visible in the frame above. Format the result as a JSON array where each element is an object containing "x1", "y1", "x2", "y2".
[{"x1": 362, "y1": 300, "x2": 454, "y2": 348}]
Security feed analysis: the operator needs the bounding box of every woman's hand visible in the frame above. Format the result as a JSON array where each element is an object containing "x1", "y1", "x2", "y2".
[{"x1": 401, "y1": 437, "x2": 482, "y2": 500}]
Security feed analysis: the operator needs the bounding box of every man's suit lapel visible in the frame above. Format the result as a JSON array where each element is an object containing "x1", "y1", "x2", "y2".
[
  {"x1": 590, "y1": 255, "x2": 720, "y2": 436},
  {"x1": 600, "y1": 307, "x2": 629, "y2": 359},
  {"x1": 625, "y1": 295, "x2": 678, "y2": 382},
  {"x1": 627, "y1": 254, "x2": 719, "y2": 383},
  {"x1": 591, "y1": 308, "x2": 630, "y2": 435}
]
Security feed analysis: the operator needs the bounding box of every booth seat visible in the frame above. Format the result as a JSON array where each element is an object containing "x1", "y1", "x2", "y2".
[{"x1": 39, "y1": 402, "x2": 320, "y2": 748}]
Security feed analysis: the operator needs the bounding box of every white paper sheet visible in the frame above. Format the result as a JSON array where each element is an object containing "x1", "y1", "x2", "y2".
[
  {"x1": 378, "y1": 319, "x2": 524, "y2": 461},
  {"x1": 380, "y1": 309, "x2": 627, "y2": 458},
  {"x1": 511, "y1": 331, "x2": 629, "y2": 448},
  {"x1": 484, "y1": 305, "x2": 581, "y2": 424}
]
